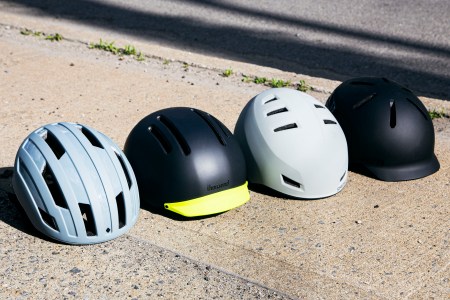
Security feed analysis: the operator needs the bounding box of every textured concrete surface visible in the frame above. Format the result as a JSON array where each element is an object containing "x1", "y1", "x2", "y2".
[{"x1": 0, "y1": 8, "x2": 449, "y2": 300}]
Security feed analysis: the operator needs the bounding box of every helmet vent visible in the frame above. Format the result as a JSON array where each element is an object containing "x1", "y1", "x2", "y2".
[
  {"x1": 45, "y1": 130, "x2": 65, "y2": 159},
  {"x1": 38, "y1": 207, "x2": 59, "y2": 231},
  {"x1": 340, "y1": 171, "x2": 347, "y2": 182},
  {"x1": 274, "y1": 123, "x2": 298, "y2": 132},
  {"x1": 79, "y1": 203, "x2": 97, "y2": 236},
  {"x1": 115, "y1": 152, "x2": 132, "y2": 189},
  {"x1": 406, "y1": 97, "x2": 429, "y2": 120},
  {"x1": 263, "y1": 95, "x2": 278, "y2": 104},
  {"x1": 209, "y1": 114, "x2": 231, "y2": 138},
  {"x1": 352, "y1": 93, "x2": 376, "y2": 109},
  {"x1": 390, "y1": 100, "x2": 397, "y2": 128},
  {"x1": 81, "y1": 127, "x2": 104, "y2": 149},
  {"x1": 115, "y1": 192, "x2": 126, "y2": 229},
  {"x1": 323, "y1": 119, "x2": 337, "y2": 125},
  {"x1": 282, "y1": 175, "x2": 301, "y2": 189},
  {"x1": 158, "y1": 115, "x2": 191, "y2": 155},
  {"x1": 314, "y1": 104, "x2": 325, "y2": 109},
  {"x1": 267, "y1": 107, "x2": 288, "y2": 116},
  {"x1": 192, "y1": 109, "x2": 227, "y2": 145},
  {"x1": 148, "y1": 125, "x2": 172, "y2": 154},
  {"x1": 42, "y1": 164, "x2": 68, "y2": 209}
]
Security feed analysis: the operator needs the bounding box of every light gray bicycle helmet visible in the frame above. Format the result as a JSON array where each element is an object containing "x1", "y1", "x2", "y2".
[
  {"x1": 235, "y1": 88, "x2": 348, "y2": 199},
  {"x1": 13, "y1": 122, "x2": 140, "y2": 244}
]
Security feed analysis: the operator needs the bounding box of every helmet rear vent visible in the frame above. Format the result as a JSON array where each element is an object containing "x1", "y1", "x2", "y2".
[
  {"x1": 390, "y1": 100, "x2": 397, "y2": 128},
  {"x1": 323, "y1": 119, "x2": 337, "y2": 125},
  {"x1": 38, "y1": 207, "x2": 59, "y2": 231},
  {"x1": 79, "y1": 203, "x2": 97, "y2": 236},
  {"x1": 115, "y1": 192, "x2": 126, "y2": 229},
  {"x1": 42, "y1": 164, "x2": 68, "y2": 209},
  {"x1": 81, "y1": 127, "x2": 104, "y2": 149},
  {"x1": 45, "y1": 130, "x2": 65, "y2": 159},
  {"x1": 158, "y1": 115, "x2": 191, "y2": 155},
  {"x1": 148, "y1": 125, "x2": 172, "y2": 154},
  {"x1": 267, "y1": 107, "x2": 288, "y2": 116},
  {"x1": 314, "y1": 104, "x2": 325, "y2": 109},
  {"x1": 192, "y1": 109, "x2": 227, "y2": 145},
  {"x1": 352, "y1": 93, "x2": 376, "y2": 109},
  {"x1": 263, "y1": 95, "x2": 278, "y2": 104},
  {"x1": 274, "y1": 123, "x2": 298, "y2": 132},
  {"x1": 282, "y1": 175, "x2": 301, "y2": 189},
  {"x1": 115, "y1": 152, "x2": 132, "y2": 189},
  {"x1": 406, "y1": 97, "x2": 429, "y2": 120}
]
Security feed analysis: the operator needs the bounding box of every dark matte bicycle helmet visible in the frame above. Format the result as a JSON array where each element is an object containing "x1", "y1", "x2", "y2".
[
  {"x1": 235, "y1": 88, "x2": 348, "y2": 199},
  {"x1": 326, "y1": 77, "x2": 440, "y2": 181},
  {"x1": 13, "y1": 122, "x2": 140, "y2": 244},
  {"x1": 124, "y1": 107, "x2": 249, "y2": 217}
]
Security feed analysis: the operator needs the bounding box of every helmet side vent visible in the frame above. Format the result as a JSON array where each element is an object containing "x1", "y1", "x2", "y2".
[
  {"x1": 352, "y1": 93, "x2": 376, "y2": 109},
  {"x1": 45, "y1": 130, "x2": 65, "y2": 159},
  {"x1": 20, "y1": 160, "x2": 60, "y2": 231},
  {"x1": 314, "y1": 104, "x2": 325, "y2": 109},
  {"x1": 115, "y1": 192, "x2": 126, "y2": 229},
  {"x1": 79, "y1": 203, "x2": 97, "y2": 236},
  {"x1": 340, "y1": 171, "x2": 347, "y2": 182},
  {"x1": 158, "y1": 115, "x2": 191, "y2": 155},
  {"x1": 323, "y1": 119, "x2": 337, "y2": 125},
  {"x1": 42, "y1": 164, "x2": 68, "y2": 209},
  {"x1": 263, "y1": 95, "x2": 278, "y2": 104},
  {"x1": 192, "y1": 109, "x2": 227, "y2": 145},
  {"x1": 282, "y1": 175, "x2": 301, "y2": 189},
  {"x1": 406, "y1": 97, "x2": 429, "y2": 120},
  {"x1": 274, "y1": 123, "x2": 298, "y2": 132},
  {"x1": 267, "y1": 107, "x2": 288, "y2": 116},
  {"x1": 209, "y1": 114, "x2": 231, "y2": 138},
  {"x1": 38, "y1": 207, "x2": 59, "y2": 231},
  {"x1": 148, "y1": 125, "x2": 172, "y2": 154},
  {"x1": 81, "y1": 127, "x2": 104, "y2": 149},
  {"x1": 115, "y1": 152, "x2": 132, "y2": 189},
  {"x1": 390, "y1": 100, "x2": 397, "y2": 128}
]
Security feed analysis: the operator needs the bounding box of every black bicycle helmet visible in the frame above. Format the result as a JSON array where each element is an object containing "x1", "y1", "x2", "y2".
[
  {"x1": 124, "y1": 107, "x2": 249, "y2": 217},
  {"x1": 326, "y1": 77, "x2": 440, "y2": 181}
]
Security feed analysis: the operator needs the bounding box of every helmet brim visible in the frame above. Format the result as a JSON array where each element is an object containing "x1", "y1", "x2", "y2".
[
  {"x1": 364, "y1": 155, "x2": 440, "y2": 182},
  {"x1": 164, "y1": 182, "x2": 250, "y2": 217}
]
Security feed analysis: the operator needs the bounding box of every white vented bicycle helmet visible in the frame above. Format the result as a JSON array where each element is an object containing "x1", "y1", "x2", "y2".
[
  {"x1": 13, "y1": 122, "x2": 140, "y2": 244},
  {"x1": 234, "y1": 88, "x2": 348, "y2": 198}
]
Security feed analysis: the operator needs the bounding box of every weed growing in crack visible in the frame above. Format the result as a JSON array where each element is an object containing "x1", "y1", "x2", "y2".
[
  {"x1": 429, "y1": 109, "x2": 449, "y2": 120},
  {"x1": 89, "y1": 39, "x2": 145, "y2": 62},
  {"x1": 222, "y1": 68, "x2": 233, "y2": 77}
]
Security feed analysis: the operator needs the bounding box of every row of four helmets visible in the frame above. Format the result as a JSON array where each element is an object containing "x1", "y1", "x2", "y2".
[{"x1": 13, "y1": 77, "x2": 439, "y2": 244}]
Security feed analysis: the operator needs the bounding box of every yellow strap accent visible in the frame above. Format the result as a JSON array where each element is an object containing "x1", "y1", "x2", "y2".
[{"x1": 164, "y1": 182, "x2": 250, "y2": 217}]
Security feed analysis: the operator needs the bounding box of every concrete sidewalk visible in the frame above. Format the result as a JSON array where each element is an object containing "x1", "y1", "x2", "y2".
[{"x1": 0, "y1": 8, "x2": 449, "y2": 300}]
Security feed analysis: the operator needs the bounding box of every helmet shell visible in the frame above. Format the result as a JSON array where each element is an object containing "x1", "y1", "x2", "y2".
[
  {"x1": 326, "y1": 77, "x2": 440, "y2": 181},
  {"x1": 235, "y1": 88, "x2": 348, "y2": 199},
  {"x1": 124, "y1": 107, "x2": 249, "y2": 217},
  {"x1": 13, "y1": 122, "x2": 140, "y2": 244}
]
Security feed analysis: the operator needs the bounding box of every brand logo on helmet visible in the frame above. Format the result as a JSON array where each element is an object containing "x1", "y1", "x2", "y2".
[{"x1": 207, "y1": 180, "x2": 229, "y2": 191}]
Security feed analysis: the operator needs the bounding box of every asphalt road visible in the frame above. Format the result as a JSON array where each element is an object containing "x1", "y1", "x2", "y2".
[{"x1": 2, "y1": 0, "x2": 450, "y2": 99}]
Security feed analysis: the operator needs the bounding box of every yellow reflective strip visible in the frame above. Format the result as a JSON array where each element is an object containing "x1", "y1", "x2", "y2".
[{"x1": 164, "y1": 182, "x2": 250, "y2": 217}]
